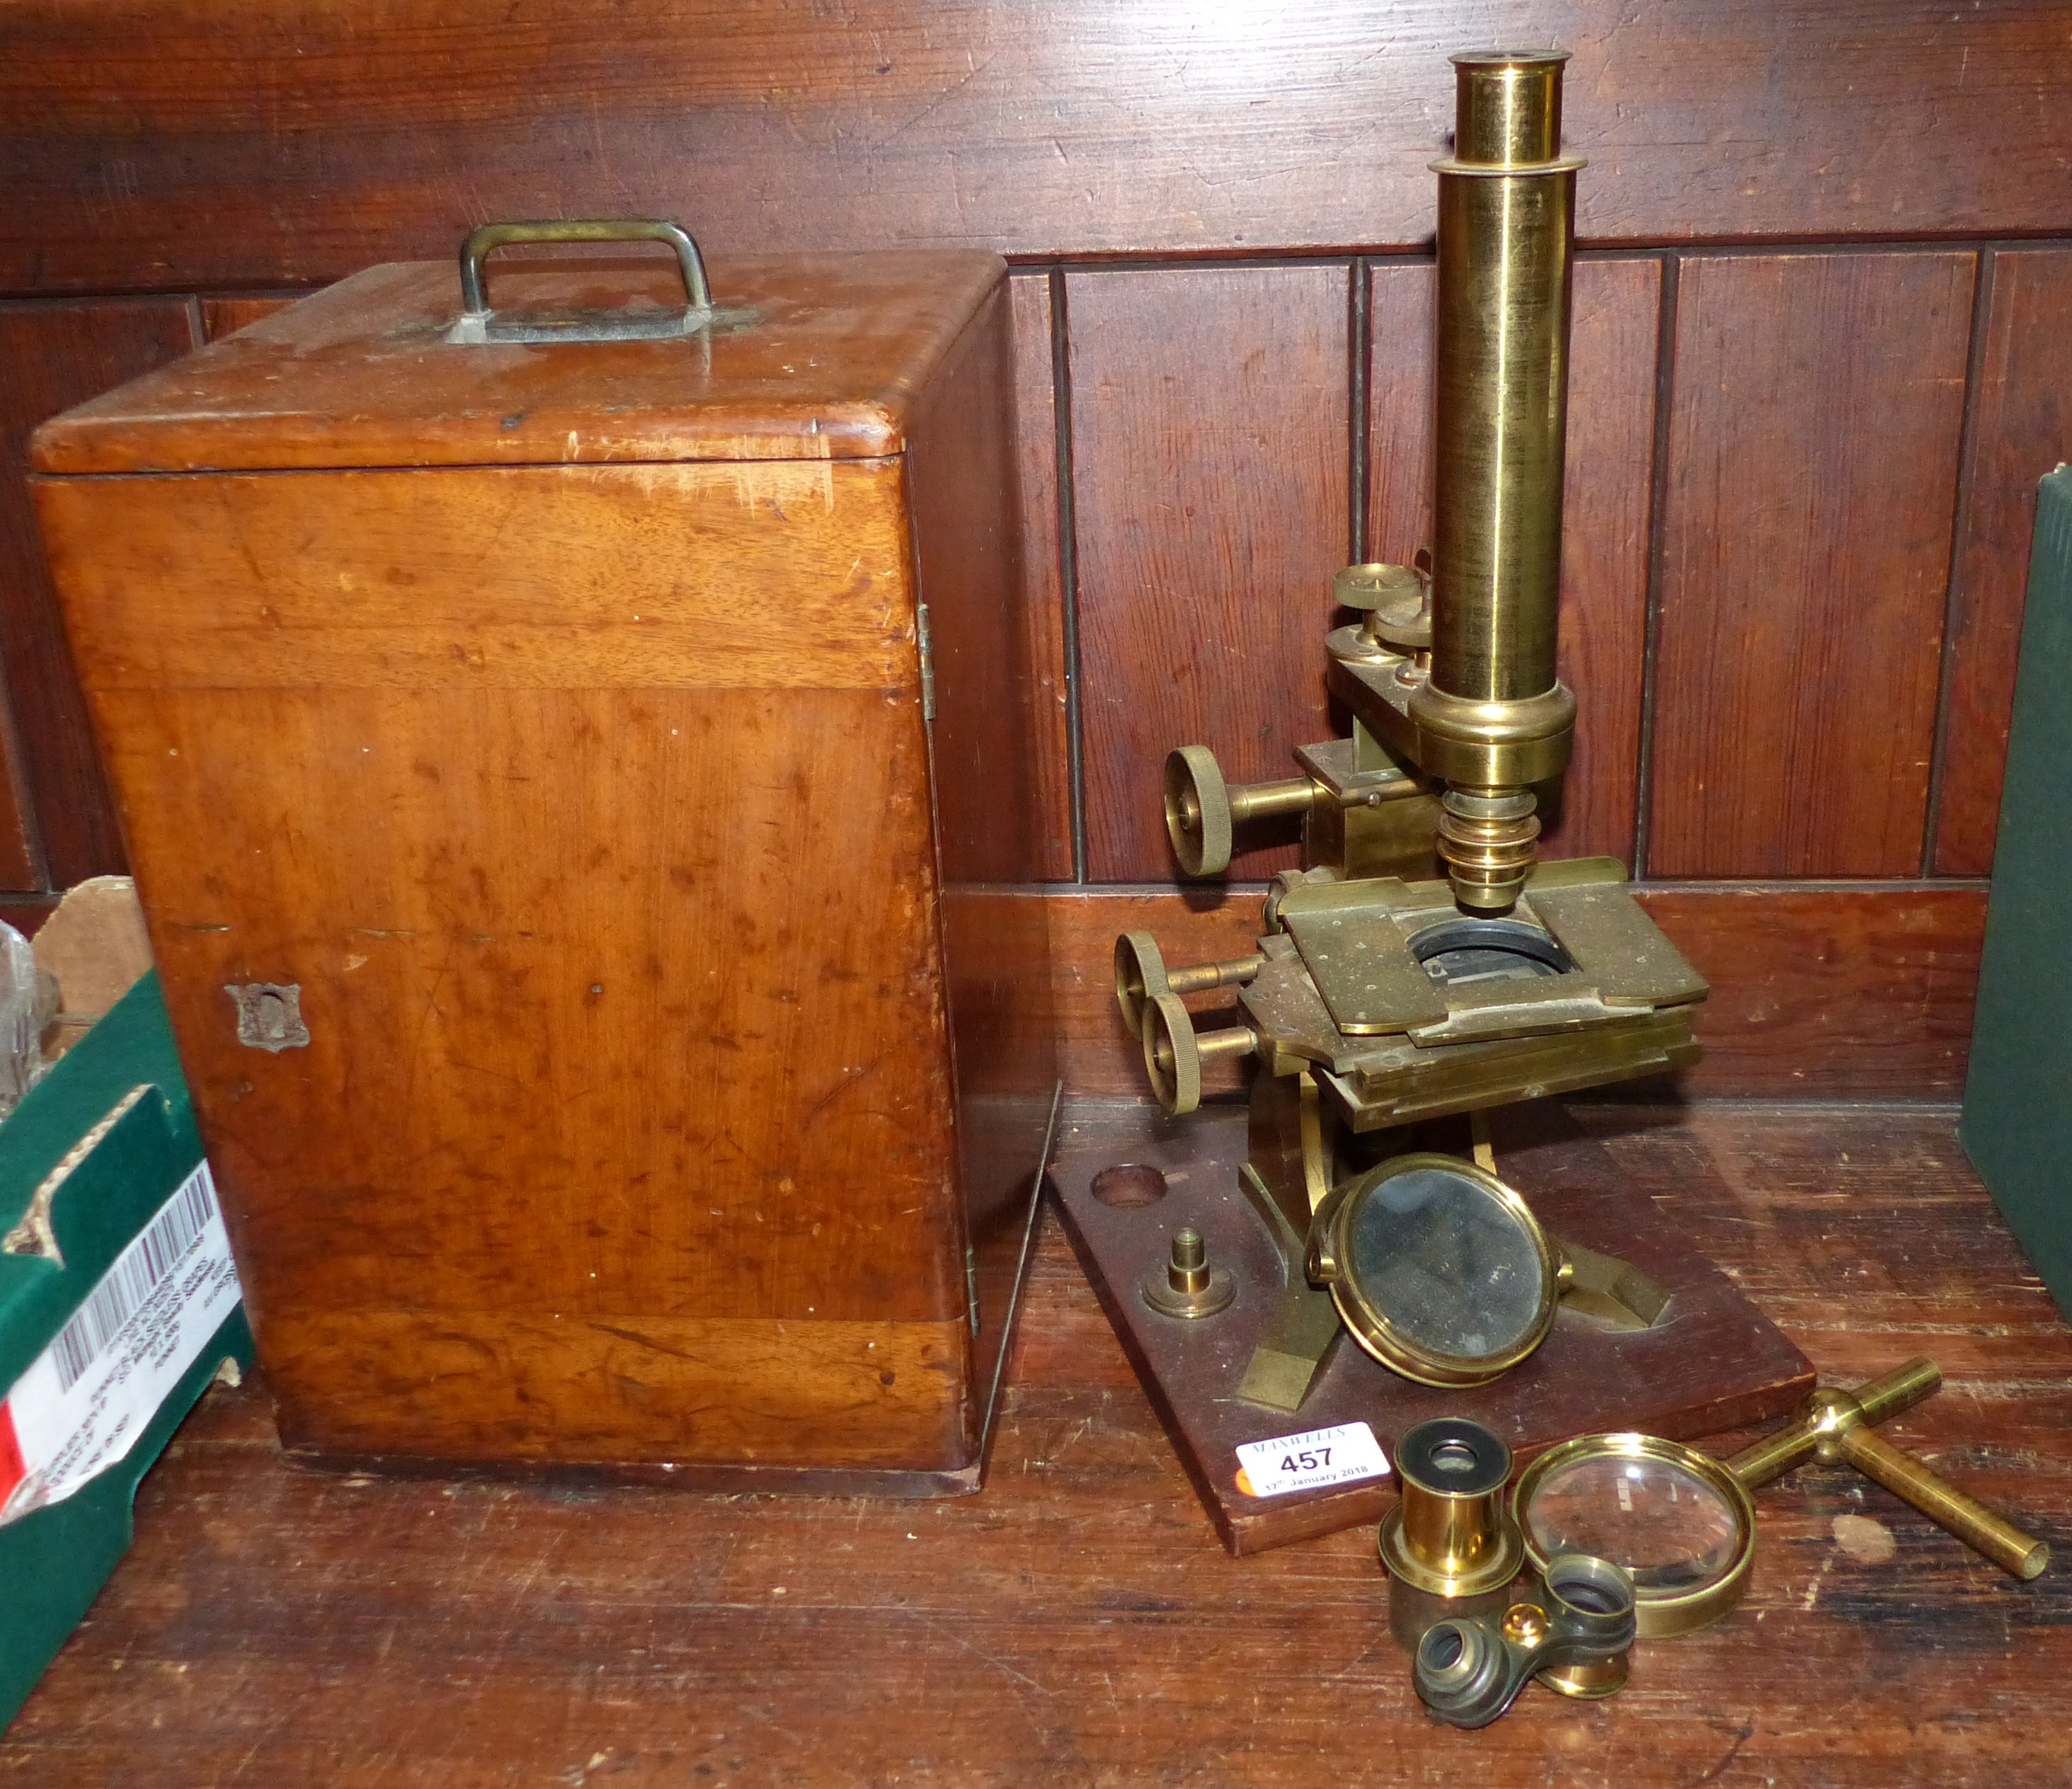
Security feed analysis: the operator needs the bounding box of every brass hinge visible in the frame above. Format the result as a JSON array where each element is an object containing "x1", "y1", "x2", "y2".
[{"x1": 917, "y1": 602, "x2": 937, "y2": 723}]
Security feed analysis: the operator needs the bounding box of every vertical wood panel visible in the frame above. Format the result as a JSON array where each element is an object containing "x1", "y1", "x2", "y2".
[
  {"x1": 1070, "y1": 263, "x2": 1349, "y2": 882},
  {"x1": 1552, "y1": 257, "x2": 1661, "y2": 863},
  {"x1": 1364, "y1": 258, "x2": 1433, "y2": 571},
  {"x1": 0, "y1": 299, "x2": 198, "y2": 886},
  {"x1": 1007, "y1": 269, "x2": 1074, "y2": 881},
  {"x1": 1650, "y1": 252, "x2": 1975, "y2": 878},
  {"x1": 1933, "y1": 248, "x2": 2072, "y2": 876},
  {"x1": 0, "y1": 768, "x2": 34, "y2": 892},
  {"x1": 200, "y1": 295, "x2": 306, "y2": 341},
  {"x1": 1366, "y1": 255, "x2": 1660, "y2": 865}
]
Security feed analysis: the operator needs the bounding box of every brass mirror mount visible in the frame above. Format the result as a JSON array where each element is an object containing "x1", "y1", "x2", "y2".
[{"x1": 1304, "y1": 1153, "x2": 1671, "y2": 1390}]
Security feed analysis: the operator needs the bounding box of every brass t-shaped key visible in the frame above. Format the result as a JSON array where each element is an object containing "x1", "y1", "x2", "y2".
[{"x1": 1725, "y1": 1358, "x2": 2049, "y2": 1579}]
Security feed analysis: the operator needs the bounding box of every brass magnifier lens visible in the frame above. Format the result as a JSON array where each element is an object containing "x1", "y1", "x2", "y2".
[{"x1": 1512, "y1": 1433, "x2": 1758, "y2": 1638}]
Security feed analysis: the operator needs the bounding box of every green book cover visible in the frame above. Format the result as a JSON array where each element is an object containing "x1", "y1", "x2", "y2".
[{"x1": 1963, "y1": 464, "x2": 2072, "y2": 1316}]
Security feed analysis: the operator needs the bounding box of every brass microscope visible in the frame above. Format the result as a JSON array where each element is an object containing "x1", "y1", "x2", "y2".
[
  {"x1": 1070, "y1": 45, "x2": 2044, "y2": 1637},
  {"x1": 1111, "y1": 50, "x2": 1709, "y2": 1410}
]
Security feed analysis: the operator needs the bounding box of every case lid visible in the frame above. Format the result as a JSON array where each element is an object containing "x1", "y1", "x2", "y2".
[{"x1": 33, "y1": 247, "x2": 1004, "y2": 475}]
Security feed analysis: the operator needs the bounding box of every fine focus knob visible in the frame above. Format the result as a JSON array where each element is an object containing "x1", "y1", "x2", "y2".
[
  {"x1": 1334, "y1": 561, "x2": 1432, "y2": 652},
  {"x1": 1141, "y1": 991, "x2": 1203, "y2": 1116},
  {"x1": 1113, "y1": 930, "x2": 1171, "y2": 1036},
  {"x1": 1164, "y1": 745, "x2": 1233, "y2": 878}
]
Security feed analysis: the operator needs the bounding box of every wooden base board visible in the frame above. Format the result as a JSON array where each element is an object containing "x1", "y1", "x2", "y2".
[{"x1": 1050, "y1": 1097, "x2": 1814, "y2": 1554}]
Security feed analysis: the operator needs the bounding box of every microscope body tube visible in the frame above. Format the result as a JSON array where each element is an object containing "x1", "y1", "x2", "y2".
[{"x1": 1412, "y1": 51, "x2": 1582, "y2": 910}]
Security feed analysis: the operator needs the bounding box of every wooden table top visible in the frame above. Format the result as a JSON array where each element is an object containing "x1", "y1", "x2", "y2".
[{"x1": 5, "y1": 1100, "x2": 2068, "y2": 1788}]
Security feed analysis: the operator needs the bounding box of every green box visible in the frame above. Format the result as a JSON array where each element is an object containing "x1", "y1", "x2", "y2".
[
  {"x1": 1963, "y1": 464, "x2": 2072, "y2": 1319},
  {"x1": 0, "y1": 969, "x2": 253, "y2": 1731}
]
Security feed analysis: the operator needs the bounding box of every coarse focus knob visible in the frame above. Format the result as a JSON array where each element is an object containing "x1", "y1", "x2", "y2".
[
  {"x1": 1140, "y1": 993, "x2": 1257, "y2": 1117},
  {"x1": 1115, "y1": 932, "x2": 1267, "y2": 1037},
  {"x1": 1164, "y1": 745, "x2": 1232, "y2": 877},
  {"x1": 1114, "y1": 931, "x2": 1170, "y2": 1036},
  {"x1": 1141, "y1": 991, "x2": 1203, "y2": 1116}
]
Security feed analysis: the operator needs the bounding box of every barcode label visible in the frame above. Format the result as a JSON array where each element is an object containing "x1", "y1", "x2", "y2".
[
  {"x1": 51, "y1": 1170, "x2": 217, "y2": 1392},
  {"x1": 1, "y1": 1158, "x2": 242, "y2": 1525}
]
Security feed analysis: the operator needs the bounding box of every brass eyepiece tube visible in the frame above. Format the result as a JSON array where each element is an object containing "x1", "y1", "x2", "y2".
[
  {"x1": 1379, "y1": 1417, "x2": 1525, "y2": 1649},
  {"x1": 1412, "y1": 50, "x2": 1583, "y2": 912}
]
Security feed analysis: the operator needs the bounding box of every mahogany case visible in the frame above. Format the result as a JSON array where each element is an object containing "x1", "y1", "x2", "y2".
[{"x1": 30, "y1": 247, "x2": 1058, "y2": 1492}]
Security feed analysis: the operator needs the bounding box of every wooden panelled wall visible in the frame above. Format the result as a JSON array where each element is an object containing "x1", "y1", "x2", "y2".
[{"x1": 3, "y1": 1, "x2": 2071, "y2": 1099}]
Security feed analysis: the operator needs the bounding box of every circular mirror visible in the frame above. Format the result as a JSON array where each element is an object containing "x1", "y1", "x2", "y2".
[{"x1": 1308, "y1": 1153, "x2": 1557, "y2": 1386}]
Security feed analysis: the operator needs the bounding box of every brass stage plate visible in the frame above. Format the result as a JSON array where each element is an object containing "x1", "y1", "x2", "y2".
[{"x1": 1051, "y1": 1099, "x2": 1814, "y2": 1556}]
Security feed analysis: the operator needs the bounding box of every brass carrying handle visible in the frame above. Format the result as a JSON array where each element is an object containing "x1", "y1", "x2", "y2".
[{"x1": 457, "y1": 219, "x2": 713, "y2": 321}]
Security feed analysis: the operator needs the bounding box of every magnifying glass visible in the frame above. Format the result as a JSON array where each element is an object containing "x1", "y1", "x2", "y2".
[
  {"x1": 1511, "y1": 1433, "x2": 1758, "y2": 1637},
  {"x1": 1305, "y1": 1153, "x2": 1670, "y2": 1388}
]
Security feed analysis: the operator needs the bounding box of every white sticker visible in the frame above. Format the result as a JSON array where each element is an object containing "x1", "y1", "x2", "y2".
[
  {"x1": 0, "y1": 1159, "x2": 242, "y2": 1526},
  {"x1": 1234, "y1": 1421, "x2": 1390, "y2": 1499}
]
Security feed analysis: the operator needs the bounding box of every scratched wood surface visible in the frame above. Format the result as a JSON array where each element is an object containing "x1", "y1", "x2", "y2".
[{"x1": 2, "y1": 1100, "x2": 2067, "y2": 1786}]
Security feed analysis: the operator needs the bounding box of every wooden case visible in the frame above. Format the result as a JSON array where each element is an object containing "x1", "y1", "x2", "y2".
[{"x1": 28, "y1": 246, "x2": 1058, "y2": 1494}]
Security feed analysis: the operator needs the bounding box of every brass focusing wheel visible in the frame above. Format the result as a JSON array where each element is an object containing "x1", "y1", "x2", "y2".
[
  {"x1": 1140, "y1": 992, "x2": 1256, "y2": 1117},
  {"x1": 1329, "y1": 560, "x2": 1432, "y2": 663},
  {"x1": 1162, "y1": 745, "x2": 1315, "y2": 879},
  {"x1": 1113, "y1": 932, "x2": 1267, "y2": 1038},
  {"x1": 1164, "y1": 746, "x2": 1233, "y2": 877}
]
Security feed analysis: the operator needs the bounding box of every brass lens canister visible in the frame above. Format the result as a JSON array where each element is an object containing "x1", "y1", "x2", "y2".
[{"x1": 1379, "y1": 1417, "x2": 1525, "y2": 1650}]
